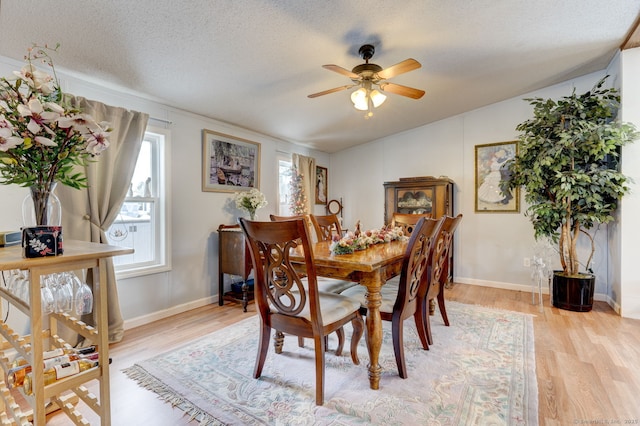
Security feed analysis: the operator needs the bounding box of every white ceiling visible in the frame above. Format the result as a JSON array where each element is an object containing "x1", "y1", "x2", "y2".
[{"x1": 1, "y1": 1, "x2": 639, "y2": 153}]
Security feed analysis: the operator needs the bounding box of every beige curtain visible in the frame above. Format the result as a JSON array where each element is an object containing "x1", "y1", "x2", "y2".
[
  {"x1": 292, "y1": 153, "x2": 315, "y2": 215},
  {"x1": 57, "y1": 96, "x2": 149, "y2": 343}
]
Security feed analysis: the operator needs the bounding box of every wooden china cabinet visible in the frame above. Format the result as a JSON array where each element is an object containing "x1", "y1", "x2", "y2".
[
  {"x1": 384, "y1": 176, "x2": 456, "y2": 300},
  {"x1": 383, "y1": 176, "x2": 454, "y2": 224}
]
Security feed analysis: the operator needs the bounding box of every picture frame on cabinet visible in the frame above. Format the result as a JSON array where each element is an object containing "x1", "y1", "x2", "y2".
[
  {"x1": 475, "y1": 141, "x2": 520, "y2": 213},
  {"x1": 315, "y1": 166, "x2": 328, "y2": 205},
  {"x1": 202, "y1": 129, "x2": 261, "y2": 192}
]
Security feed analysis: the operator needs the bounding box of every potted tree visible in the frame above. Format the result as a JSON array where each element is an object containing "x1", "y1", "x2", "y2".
[{"x1": 506, "y1": 77, "x2": 638, "y2": 311}]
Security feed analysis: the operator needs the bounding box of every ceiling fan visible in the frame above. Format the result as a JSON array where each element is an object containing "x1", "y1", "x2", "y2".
[{"x1": 308, "y1": 44, "x2": 425, "y2": 116}]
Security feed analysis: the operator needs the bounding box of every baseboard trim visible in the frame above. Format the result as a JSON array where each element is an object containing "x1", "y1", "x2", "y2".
[
  {"x1": 456, "y1": 277, "x2": 550, "y2": 294},
  {"x1": 123, "y1": 295, "x2": 219, "y2": 330},
  {"x1": 455, "y1": 277, "x2": 610, "y2": 304},
  {"x1": 123, "y1": 279, "x2": 620, "y2": 329}
]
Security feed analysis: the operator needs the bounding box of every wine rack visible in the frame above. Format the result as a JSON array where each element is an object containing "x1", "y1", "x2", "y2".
[{"x1": 0, "y1": 240, "x2": 132, "y2": 425}]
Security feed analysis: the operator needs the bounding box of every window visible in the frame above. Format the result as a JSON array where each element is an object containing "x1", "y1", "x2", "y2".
[
  {"x1": 106, "y1": 127, "x2": 170, "y2": 277},
  {"x1": 278, "y1": 157, "x2": 293, "y2": 216}
]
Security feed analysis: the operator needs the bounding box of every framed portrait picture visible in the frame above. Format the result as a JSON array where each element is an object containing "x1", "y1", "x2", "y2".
[
  {"x1": 315, "y1": 166, "x2": 328, "y2": 205},
  {"x1": 475, "y1": 141, "x2": 520, "y2": 213},
  {"x1": 202, "y1": 129, "x2": 261, "y2": 192}
]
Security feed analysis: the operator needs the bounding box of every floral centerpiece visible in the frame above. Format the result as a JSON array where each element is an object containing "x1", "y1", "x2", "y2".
[
  {"x1": 234, "y1": 188, "x2": 267, "y2": 220},
  {"x1": 0, "y1": 44, "x2": 111, "y2": 225},
  {"x1": 330, "y1": 223, "x2": 407, "y2": 255}
]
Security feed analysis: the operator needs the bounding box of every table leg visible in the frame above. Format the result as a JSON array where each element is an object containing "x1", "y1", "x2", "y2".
[
  {"x1": 218, "y1": 271, "x2": 224, "y2": 306},
  {"x1": 362, "y1": 271, "x2": 383, "y2": 390},
  {"x1": 241, "y1": 281, "x2": 248, "y2": 312}
]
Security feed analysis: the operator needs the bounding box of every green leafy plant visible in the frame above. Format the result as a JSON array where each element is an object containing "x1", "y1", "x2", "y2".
[{"x1": 507, "y1": 77, "x2": 638, "y2": 277}]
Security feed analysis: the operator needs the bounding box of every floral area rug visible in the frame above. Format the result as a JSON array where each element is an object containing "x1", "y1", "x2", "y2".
[{"x1": 123, "y1": 301, "x2": 538, "y2": 425}]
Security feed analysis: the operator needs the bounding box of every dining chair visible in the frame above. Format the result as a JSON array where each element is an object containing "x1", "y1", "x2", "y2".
[
  {"x1": 391, "y1": 212, "x2": 432, "y2": 236},
  {"x1": 273, "y1": 214, "x2": 356, "y2": 293},
  {"x1": 269, "y1": 213, "x2": 307, "y2": 223},
  {"x1": 423, "y1": 213, "x2": 463, "y2": 345},
  {"x1": 270, "y1": 214, "x2": 357, "y2": 350},
  {"x1": 309, "y1": 213, "x2": 343, "y2": 241},
  {"x1": 341, "y1": 216, "x2": 443, "y2": 378},
  {"x1": 239, "y1": 217, "x2": 364, "y2": 405}
]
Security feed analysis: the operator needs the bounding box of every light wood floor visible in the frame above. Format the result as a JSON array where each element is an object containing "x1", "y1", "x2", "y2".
[{"x1": 39, "y1": 283, "x2": 640, "y2": 425}]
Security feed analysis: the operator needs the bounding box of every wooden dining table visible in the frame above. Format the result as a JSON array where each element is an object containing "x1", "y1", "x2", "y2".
[{"x1": 289, "y1": 238, "x2": 408, "y2": 390}]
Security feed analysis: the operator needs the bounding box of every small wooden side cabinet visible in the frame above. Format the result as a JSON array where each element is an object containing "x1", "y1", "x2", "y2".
[{"x1": 217, "y1": 224, "x2": 253, "y2": 312}]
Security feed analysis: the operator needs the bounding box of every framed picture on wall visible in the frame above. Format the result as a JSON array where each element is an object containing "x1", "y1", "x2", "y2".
[
  {"x1": 475, "y1": 141, "x2": 520, "y2": 212},
  {"x1": 315, "y1": 166, "x2": 328, "y2": 205},
  {"x1": 202, "y1": 129, "x2": 261, "y2": 192}
]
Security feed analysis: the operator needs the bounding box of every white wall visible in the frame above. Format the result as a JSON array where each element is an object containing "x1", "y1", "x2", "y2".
[
  {"x1": 619, "y1": 47, "x2": 640, "y2": 319},
  {"x1": 330, "y1": 70, "x2": 625, "y2": 303},
  {"x1": 0, "y1": 54, "x2": 330, "y2": 329}
]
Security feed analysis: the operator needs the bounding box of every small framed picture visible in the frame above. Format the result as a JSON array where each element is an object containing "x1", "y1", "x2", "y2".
[
  {"x1": 315, "y1": 166, "x2": 328, "y2": 205},
  {"x1": 475, "y1": 141, "x2": 520, "y2": 212},
  {"x1": 202, "y1": 130, "x2": 261, "y2": 192}
]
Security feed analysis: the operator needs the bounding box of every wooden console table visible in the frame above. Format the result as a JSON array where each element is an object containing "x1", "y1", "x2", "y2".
[
  {"x1": 217, "y1": 224, "x2": 253, "y2": 312},
  {"x1": 0, "y1": 240, "x2": 132, "y2": 425}
]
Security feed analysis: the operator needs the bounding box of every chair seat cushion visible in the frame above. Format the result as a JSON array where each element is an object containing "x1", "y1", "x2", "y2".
[
  {"x1": 300, "y1": 276, "x2": 358, "y2": 294},
  {"x1": 340, "y1": 281, "x2": 399, "y2": 314},
  {"x1": 317, "y1": 277, "x2": 359, "y2": 293},
  {"x1": 274, "y1": 291, "x2": 363, "y2": 324}
]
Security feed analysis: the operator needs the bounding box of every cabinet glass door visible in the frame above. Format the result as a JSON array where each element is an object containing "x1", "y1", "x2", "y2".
[{"x1": 396, "y1": 188, "x2": 434, "y2": 214}]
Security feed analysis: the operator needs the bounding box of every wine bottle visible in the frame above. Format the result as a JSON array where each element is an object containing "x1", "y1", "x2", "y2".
[
  {"x1": 6, "y1": 346, "x2": 96, "y2": 379},
  {"x1": 11, "y1": 346, "x2": 96, "y2": 368},
  {"x1": 23, "y1": 358, "x2": 100, "y2": 395},
  {"x1": 42, "y1": 346, "x2": 96, "y2": 360},
  {"x1": 7, "y1": 352, "x2": 99, "y2": 389}
]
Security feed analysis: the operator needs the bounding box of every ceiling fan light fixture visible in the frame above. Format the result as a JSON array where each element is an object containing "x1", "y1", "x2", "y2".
[
  {"x1": 351, "y1": 87, "x2": 368, "y2": 110},
  {"x1": 351, "y1": 86, "x2": 386, "y2": 113},
  {"x1": 370, "y1": 89, "x2": 386, "y2": 108}
]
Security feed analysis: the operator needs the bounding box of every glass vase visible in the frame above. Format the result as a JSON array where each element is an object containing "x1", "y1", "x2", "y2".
[{"x1": 22, "y1": 182, "x2": 62, "y2": 227}]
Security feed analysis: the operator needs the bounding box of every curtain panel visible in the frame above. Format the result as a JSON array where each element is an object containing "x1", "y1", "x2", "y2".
[
  {"x1": 58, "y1": 96, "x2": 149, "y2": 343},
  {"x1": 292, "y1": 153, "x2": 315, "y2": 215}
]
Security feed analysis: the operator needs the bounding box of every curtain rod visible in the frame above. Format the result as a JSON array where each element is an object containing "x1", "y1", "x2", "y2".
[{"x1": 149, "y1": 116, "x2": 173, "y2": 125}]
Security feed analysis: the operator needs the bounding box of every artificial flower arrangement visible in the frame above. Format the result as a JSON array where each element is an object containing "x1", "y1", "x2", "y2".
[
  {"x1": 234, "y1": 188, "x2": 268, "y2": 220},
  {"x1": 0, "y1": 44, "x2": 111, "y2": 189},
  {"x1": 330, "y1": 222, "x2": 407, "y2": 255},
  {"x1": 0, "y1": 44, "x2": 111, "y2": 226}
]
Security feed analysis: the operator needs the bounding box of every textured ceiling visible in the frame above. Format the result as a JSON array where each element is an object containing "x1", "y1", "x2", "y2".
[{"x1": 1, "y1": 1, "x2": 639, "y2": 153}]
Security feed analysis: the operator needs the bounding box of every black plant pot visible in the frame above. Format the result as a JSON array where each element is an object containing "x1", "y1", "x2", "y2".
[{"x1": 552, "y1": 272, "x2": 595, "y2": 312}]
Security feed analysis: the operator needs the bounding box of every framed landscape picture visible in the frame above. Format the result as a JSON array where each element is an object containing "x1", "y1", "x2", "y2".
[
  {"x1": 475, "y1": 141, "x2": 519, "y2": 213},
  {"x1": 315, "y1": 166, "x2": 328, "y2": 205},
  {"x1": 202, "y1": 130, "x2": 261, "y2": 192}
]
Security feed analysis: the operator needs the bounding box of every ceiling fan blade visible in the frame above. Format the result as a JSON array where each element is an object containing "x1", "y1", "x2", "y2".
[
  {"x1": 322, "y1": 64, "x2": 360, "y2": 79},
  {"x1": 377, "y1": 58, "x2": 421, "y2": 80},
  {"x1": 380, "y1": 82, "x2": 425, "y2": 99},
  {"x1": 308, "y1": 84, "x2": 355, "y2": 98}
]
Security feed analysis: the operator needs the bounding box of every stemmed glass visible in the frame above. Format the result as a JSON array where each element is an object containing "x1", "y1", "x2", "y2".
[
  {"x1": 47, "y1": 273, "x2": 72, "y2": 314},
  {"x1": 16, "y1": 270, "x2": 30, "y2": 303},
  {"x1": 2, "y1": 270, "x2": 18, "y2": 294},
  {"x1": 40, "y1": 279, "x2": 55, "y2": 314},
  {"x1": 71, "y1": 273, "x2": 93, "y2": 316}
]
